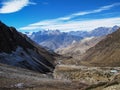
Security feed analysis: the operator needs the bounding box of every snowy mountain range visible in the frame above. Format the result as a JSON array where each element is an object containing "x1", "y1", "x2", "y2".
[{"x1": 26, "y1": 25, "x2": 119, "y2": 50}]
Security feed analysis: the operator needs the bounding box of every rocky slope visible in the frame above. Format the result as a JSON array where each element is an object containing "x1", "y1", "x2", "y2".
[
  {"x1": 80, "y1": 28, "x2": 120, "y2": 67},
  {"x1": 2, "y1": 62, "x2": 120, "y2": 90},
  {"x1": 0, "y1": 21, "x2": 56, "y2": 73},
  {"x1": 0, "y1": 63, "x2": 89, "y2": 90},
  {"x1": 56, "y1": 36, "x2": 105, "y2": 59}
]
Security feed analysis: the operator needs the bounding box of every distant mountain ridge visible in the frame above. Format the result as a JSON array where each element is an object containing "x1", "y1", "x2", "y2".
[
  {"x1": 68, "y1": 25, "x2": 119, "y2": 37},
  {"x1": 88, "y1": 25, "x2": 119, "y2": 37},
  {"x1": 27, "y1": 30, "x2": 83, "y2": 50},
  {"x1": 26, "y1": 26, "x2": 119, "y2": 51},
  {"x1": 0, "y1": 21, "x2": 56, "y2": 73}
]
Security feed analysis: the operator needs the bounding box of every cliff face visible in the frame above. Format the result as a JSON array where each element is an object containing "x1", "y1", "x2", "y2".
[
  {"x1": 0, "y1": 21, "x2": 56, "y2": 73},
  {"x1": 80, "y1": 28, "x2": 120, "y2": 67}
]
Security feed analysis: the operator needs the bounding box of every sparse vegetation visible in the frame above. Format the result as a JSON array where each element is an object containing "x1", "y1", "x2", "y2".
[{"x1": 54, "y1": 65, "x2": 120, "y2": 84}]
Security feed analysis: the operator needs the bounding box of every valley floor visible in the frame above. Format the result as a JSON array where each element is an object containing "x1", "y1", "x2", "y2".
[
  {"x1": 0, "y1": 64, "x2": 87, "y2": 90},
  {"x1": 0, "y1": 63, "x2": 120, "y2": 90}
]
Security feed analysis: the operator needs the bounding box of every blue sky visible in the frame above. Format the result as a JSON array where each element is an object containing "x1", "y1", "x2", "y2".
[{"x1": 0, "y1": 0, "x2": 120, "y2": 32}]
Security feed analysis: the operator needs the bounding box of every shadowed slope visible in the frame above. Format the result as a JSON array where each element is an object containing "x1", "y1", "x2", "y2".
[{"x1": 0, "y1": 21, "x2": 56, "y2": 73}]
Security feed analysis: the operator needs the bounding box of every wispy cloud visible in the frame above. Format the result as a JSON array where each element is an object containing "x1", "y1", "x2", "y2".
[
  {"x1": 0, "y1": 0, "x2": 36, "y2": 14},
  {"x1": 19, "y1": 17, "x2": 120, "y2": 32},
  {"x1": 56, "y1": 3, "x2": 120, "y2": 21},
  {"x1": 19, "y1": 3, "x2": 120, "y2": 31}
]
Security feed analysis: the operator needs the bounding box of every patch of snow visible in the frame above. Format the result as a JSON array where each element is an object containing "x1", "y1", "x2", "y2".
[
  {"x1": 25, "y1": 32, "x2": 33, "y2": 37},
  {"x1": 81, "y1": 37, "x2": 94, "y2": 43},
  {"x1": 15, "y1": 83, "x2": 24, "y2": 88},
  {"x1": 72, "y1": 40, "x2": 76, "y2": 44},
  {"x1": 110, "y1": 70, "x2": 118, "y2": 73}
]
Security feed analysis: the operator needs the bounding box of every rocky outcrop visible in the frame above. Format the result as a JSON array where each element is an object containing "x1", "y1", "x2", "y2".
[{"x1": 0, "y1": 21, "x2": 56, "y2": 73}]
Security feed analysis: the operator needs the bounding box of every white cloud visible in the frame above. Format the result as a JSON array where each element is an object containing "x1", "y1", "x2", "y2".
[
  {"x1": 0, "y1": 0, "x2": 36, "y2": 13},
  {"x1": 19, "y1": 17, "x2": 120, "y2": 32},
  {"x1": 57, "y1": 3, "x2": 120, "y2": 21},
  {"x1": 19, "y1": 3, "x2": 120, "y2": 31}
]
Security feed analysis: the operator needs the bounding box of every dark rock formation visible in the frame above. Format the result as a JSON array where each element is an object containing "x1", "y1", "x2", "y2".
[{"x1": 0, "y1": 21, "x2": 56, "y2": 73}]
